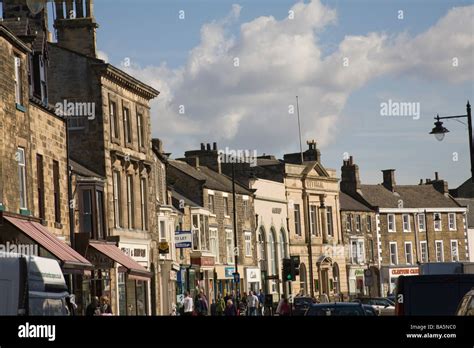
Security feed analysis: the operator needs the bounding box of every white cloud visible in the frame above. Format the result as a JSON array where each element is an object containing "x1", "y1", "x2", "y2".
[{"x1": 122, "y1": 1, "x2": 474, "y2": 157}]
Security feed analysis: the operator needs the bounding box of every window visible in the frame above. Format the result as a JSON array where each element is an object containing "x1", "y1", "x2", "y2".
[
  {"x1": 366, "y1": 215, "x2": 372, "y2": 232},
  {"x1": 14, "y1": 56, "x2": 22, "y2": 105},
  {"x1": 96, "y1": 190, "x2": 105, "y2": 239},
  {"x1": 355, "y1": 215, "x2": 361, "y2": 231},
  {"x1": 326, "y1": 207, "x2": 334, "y2": 237},
  {"x1": 404, "y1": 242, "x2": 413, "y2": 265},
  {"x1": 113, "y1": 171, "x2": 121, "y2": 228},
  {"x1": 192, "y1": 215, "x2": 199, "y2": 250},
  {"x1": 434, "y1": 213, "x2": 442, "y2": 231},
  {"x1": 389, "y1": 242, "x2": 398, "y2": 265},
  {"x1": 345, "y1": 214, "x2": 352, "y2": 232},
  {"x1": 245, "y1": 232, "x2": 252, "y2": 257},
  {"x1": 243, "y1": 198, "x2": 249, "y2": 218},
  {"x1": 36, "y1": 155, "x2": 45, "y2": 220},
  {"x1": 210, "y1": 229, "x2": 219, "y2": 262},
  {"x1": 123, "y1": 107, "x2": 132, "y2": 144},
  {"x1": 159, "y1": 220, "x2": 166, "y2": 241},
  {"x1": 53, "y1": 161, "x2": 61, "y2": 223},
  {"x1": 309, "y1": 205, "x2": 317, "y2": 235},
  {"x1": 418, "y1": 213, "x2": 426, "y2": 231},
  {"x1": 17, "y1": 148, "x2": 27, "y2": 209},
  {"x1": 451, "y1": 240, "x2": 459, "y2": 261},
  {"x1": 208, "y1": 194, "x2": 215, "y2": 214},
  {"x1": 402, "y1": 214, "x2": 411, "y2": 232},
  {"x1": 420, "y1": 241, "x2": 428, "y2": 263},
  {"x1": 435, "y1": 240, "x2": 444, "y2": 262},
  {"x1": 294, "y1": 204, "x2": 301, "y2": 236},
  {"x1": 258, "y1": 229, "x2": 266, "y2": 262},
  {"x1": 448, "y1": 213, "x2": 456, "y2": 231},
  {"x1": 226, "y1": 229, "x2": 234, "y2": 264},
  {"x1": 137, "y1": 113, "x2": 144, "y2": 148},
  {"x1": 140, "y1": 178, "x2": 147, "y2": 230},
  {"x1": 126, "y1": 175, "x2": 134, "y2": 229},
  {"x1": 223, "y1": 196, "x2": 229, "y2": 216},
  {"x1": 369, "y1": 239, "x2": 374, "y2": 261},
  {"x1": 191, "y1": 214, "x2": 209, "y2": 251},
  {"x1": 351, "y1": 240, "x2": 364, "y2": 264},
  {"x1": 81, "y1": 189, "x2": 93, "y2": 235},
  {"x1": 268, "y1": 231, "x2": 277, "y2": 275},
  {"x1": 110, "y1": 100, "x2": 118, "y2": 139},
  {"x1": 387, "y1": 214, "x2": 396, "y2": 232},
  {"x1": 279, "y1": 229, "x2": 287, "y2": 259}
]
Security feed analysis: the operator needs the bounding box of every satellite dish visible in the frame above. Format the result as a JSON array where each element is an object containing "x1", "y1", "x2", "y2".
[{"x1": 26, "y1": 0, "x2": 46, "y2": 16}]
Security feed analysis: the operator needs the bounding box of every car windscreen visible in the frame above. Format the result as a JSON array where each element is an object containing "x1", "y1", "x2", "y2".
[{"x1": 29, "y1": 291, "x2": 69, "y2": 316}]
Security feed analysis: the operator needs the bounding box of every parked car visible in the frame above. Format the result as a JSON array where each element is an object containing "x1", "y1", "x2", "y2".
[
  {"x1": 292, "y1": 297, "x2": 314, "y2": 316},
  {"x1": 305, "y1": 302, "x2": 371, "y2": 316},
  {"x1": 352, "y1": 297, "x2": 395, "y2": 316},
  {"x1": 396, "y1": 274, "x2": 474, "y2": 315},
  {"x1": 362, "y1": 304, "x2": 378, "y2": 316},
  {"x1": 456, "y1": 288, "x2": 474, "y2": 316}
]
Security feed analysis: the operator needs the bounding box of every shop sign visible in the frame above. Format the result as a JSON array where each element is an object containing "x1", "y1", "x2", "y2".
[
  {"x1": 175, "y1": 231, "x2": 192, "y2": 248},
  {"x1": 246, "y1": 268, "x2": 261, "y2": 283},
  {"x1": 225, "y1": 267, "x2": 235, "y2": 278},
  {"x1": 191, "y1": 256, "x2": 215, "y2": 267},
  {"x1": 354, "y1": 269, "x2": 365, "y2": 277},
  {"x1": 120, "y1": 243, "x2": 148, "y2": 263},
  {"x1": 170, "y1": 270, "x2": 177, "y2": 281},
  {"x1": 272, "y1": 208, "x2": 282, "y2": 214},
  {"x1": 390, "y1": 267, "x2": 419, "y2": 277}
]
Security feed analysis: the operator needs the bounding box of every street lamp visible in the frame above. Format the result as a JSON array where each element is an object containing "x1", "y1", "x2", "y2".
[{"x1": 429, "y1": 101, "x2": 473, "y2": 183}]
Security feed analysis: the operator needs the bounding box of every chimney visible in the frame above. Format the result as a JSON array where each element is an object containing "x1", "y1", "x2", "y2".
[
  {"x1": 431, "y1": 172, "x2": 449, "y2": 195},
  {"x1": 206, "y1": 143, "x2": 211, "y2": 151},
  {"x1": 53, "y1": 0, "x2": 99, "y2": 58},
  {"x1": 200, "y1": 143, "x2": 205, "y2": 150},
  {"x1": 184, "y1": 142, "x2": 221, "y2": 173},
  {"x1": 213, "y1": 142, "x2": 217, "y2": 151},
  {"x1": 382, "y1": 169, "x2": 396, "y2": 191},
  {"x1": 152, "y1": 138, "x2": 163, "y2": 154},
  {"x1": 341, "y1": 156, "x2": 361, "y2": 193}
]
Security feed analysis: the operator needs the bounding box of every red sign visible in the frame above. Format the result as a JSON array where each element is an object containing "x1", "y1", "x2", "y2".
[
  {"x1": 191, "y1": 256, "x2": 215, "y2": 267},
  {"x1": 390, "y1": 268, "x2": 419, "y2": 276}
]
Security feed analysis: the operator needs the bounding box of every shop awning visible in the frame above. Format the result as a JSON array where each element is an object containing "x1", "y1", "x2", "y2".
[
  {"x1": 4, "y1": 216, "x2": 93, "y2": 271},
  {"x1": 215, "y1": 265, "x2": 245, "y2": 280},
  {"x1": 89, "y1": 241, "x2": 152, "y2": 279}
]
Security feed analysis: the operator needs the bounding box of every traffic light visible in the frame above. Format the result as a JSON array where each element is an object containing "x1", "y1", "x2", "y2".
[
  {"x1": 282, "y1": 258, "x2": 293, "y2": 281},
  {"x1": 291, "y1": 255, "x2": 300, "y2": 277}
]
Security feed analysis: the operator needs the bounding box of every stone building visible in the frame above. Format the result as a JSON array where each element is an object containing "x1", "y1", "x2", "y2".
[
  {"x1": 0, "y1": 4, "x2": 92, "y2": 292},
  {"x1": 167, "y1": 144, "x2": 259, "y2": 301},
  {"x1": 43, "y1": 0, "x2": 159, "y2": 315},
  {"x1": 339, "y1": 191, "x2": 379, "y2": 298},
  {"x1": 224, "y1": 141, "x2": 348, "y2": 300},
  {"x1": 340, "y1": 157, "x2": 468, "y2": 295}
]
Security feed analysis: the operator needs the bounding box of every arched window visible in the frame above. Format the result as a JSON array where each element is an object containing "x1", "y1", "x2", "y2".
[
  {"x1": 258, "y1": 227, "x2": 266, "y2": 262},
  {"x1": 279, "y1": 228, "x2": 287, "y2": 259},
  {"x1": 268, "y1": 229, "x2": 277, "y2": 276},
  {"x1": 299, "y1": 263, "x2": 307, "y2": 295},
  {"x1": 333, "y1": 263, "x2": 340, "y2": 295}
]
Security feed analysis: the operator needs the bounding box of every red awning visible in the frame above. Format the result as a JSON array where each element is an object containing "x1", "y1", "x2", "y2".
[
  {"x1": 89, "y1": 241, "x2": 152, "y2": 278},
  {"x1": 4, "y1": 216, "x2": 93, "y2": 271}
]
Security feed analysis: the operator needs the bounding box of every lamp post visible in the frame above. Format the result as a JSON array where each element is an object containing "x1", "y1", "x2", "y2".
[
  {"x1": 231, "y1": 162, "x2": 239, "y2": 293},
  {"x1": 429, "y1": 101, "x2": 473, "y2": 183}
]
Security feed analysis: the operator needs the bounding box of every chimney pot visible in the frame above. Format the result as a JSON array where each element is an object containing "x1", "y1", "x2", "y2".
[
  {"x1": 382, "y1": 169, "x2": 396, "y2": 191},
  {"x1": 206, "y1": 143, "x2": 211, "y2": 151},
  {"x1": 200, "y1": 143, "x2": 205, "y2": 150},
  {"x1": 213, "y1": 142, "x2": 217, "y2": 151},
  {"x1": 435, "y1": 172, "x2": 439, "y2": 181}
]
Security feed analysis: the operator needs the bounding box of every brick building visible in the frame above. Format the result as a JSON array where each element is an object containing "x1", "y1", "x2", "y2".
[
  {"x1": 340, "y1": 157, "x2": 468, "y2": 295},
  {"x1": 0, "y1": 3, "x2": 92, "y2": 291},
  {"x1": 167, "y1": 143, "x2": 259, "y2": 300}
]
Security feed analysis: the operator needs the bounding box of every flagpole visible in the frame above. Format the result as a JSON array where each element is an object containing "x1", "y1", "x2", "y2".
[{"x1": 296, "y1": 96, "x2": 304, "y2": 163}]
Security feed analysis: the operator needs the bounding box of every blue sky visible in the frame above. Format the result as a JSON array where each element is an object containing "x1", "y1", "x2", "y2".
[{"x1": 47, "y1": 0, "x2": 474, "y2": 187}]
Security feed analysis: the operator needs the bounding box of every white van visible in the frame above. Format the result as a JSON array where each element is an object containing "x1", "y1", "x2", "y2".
[{"x1": 0, "y1": 252, "x2": 70, "y2": 316}]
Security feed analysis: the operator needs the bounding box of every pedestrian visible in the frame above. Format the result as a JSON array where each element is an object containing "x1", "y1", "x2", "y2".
[
  {"x1": 279, "y1": 298, "x2": 291, "y2": 316},
  {"x1": 86, "y1": 296, "x2": 100, "y2": 316},
  {"x1": 276, "y1": 295, "x2": 286, "y2": 315},
  {"x1": 210, "y1": 299, "x2": 217, "y2": 316},
  {"x1": 183, "y1": 291, "x2": 194, "y2": 316},
  {"x1": 196, "y1": 293, "x2": 208, "y2": 316},
  {"x1": 257, "y1": 289, "x2": 265, "y2": 316},
  {"x1": 224, "y1": 299, "x2": 237, "y2": 316},
  {"x1": 246, "y1": 291, "x2": 259, "y2": 316},
  {"x1": 99, "y1": 296, "x2": 112, "y2": 315},
  {"x1": 216, "y1": 293, "x2": 225, "y2": 316}
]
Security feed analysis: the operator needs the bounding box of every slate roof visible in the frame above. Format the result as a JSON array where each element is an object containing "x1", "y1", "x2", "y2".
[
  {"x1": 358, "y1": 184, "x2": 461, "y2": 209},
  {"x1": 170, "y1": 189, "x2": 202, "y2": 209},
  {"x1": 455, "y1": 198, "x2": 474, "y2": 226},
  {"x1": 339, "y1": 192, "x2": 372, "y2": 212},
  {"x1": 70, "y1": 159, "x2": 104, "y2": 179},
  {"x1": 168, "y1": 160, "x2": 251, "y2": 195},
  {"x1": 2, "y1": 18, "x2": 46, "y2": 52}
]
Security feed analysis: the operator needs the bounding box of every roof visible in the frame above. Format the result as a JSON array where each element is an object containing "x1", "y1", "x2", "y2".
[
  {"x1": 455, "y1": 198, "x2": 474, "y2": 226},
  {"x1": 5, "y1": 216, "x2": 93, "y2": 270},
  {"x1": 70, "y1": 159, "x2": 104, "y2": 179},
  {"x1": 339, "y1": 192, "x2": 372, "y2": 212},
  {"x1": 168, "y1": 160, "x2": 251, "y2": 195},
  {"x1": 358, "y1": 184, "x2": 461, "y2": 209},
  {"x1": 1, "y1": 18, "x2": 46, "y2": 52},
  {"x1": 88, "y1": 241, "x2": 151, "y2": 279},
  {"x1": 0, "y1": 23, "x2": 31, "y2": 52},
  {"x1": 171, "y1": 189, "x2": 202, "y2": 208}
]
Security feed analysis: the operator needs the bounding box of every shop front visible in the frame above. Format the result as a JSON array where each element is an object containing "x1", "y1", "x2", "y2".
[
  {"x1": 245, "y1": 267, "x2": 261, "y2": 293},
  {"x1": 347, "y1": 267, "x2": 366, "y2": 297},
  {"x1": 160, "y1": 260, "x2": 180, "y2": 315},
  {"x1": 215, "y1": 265, "x2": 245, "y2": 296},
  {"x1": 382, "y1": 266, "x2": 419, "y2": 295},
  {"x1": 191, "y1": 254, "x2": 215, "y2": 304}
]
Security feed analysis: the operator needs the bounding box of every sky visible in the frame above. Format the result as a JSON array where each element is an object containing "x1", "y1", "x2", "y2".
[{"x1": 47, "y1": 0, "x2": 474, "y2": 186}]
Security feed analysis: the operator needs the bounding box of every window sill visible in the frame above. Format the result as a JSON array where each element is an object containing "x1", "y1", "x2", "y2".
[
  {"x1": 210, "y1": 214, "x2": 217, "y2": 218},
  {"x1": 19, "y1": 208, "x2": 31, "y2": 216},
  {"x1": 16, "y1": 103, "x2": 26, "y2": 113},
  {"x1": 224, "y1": 215, "x2": 231, "y2": 219}
]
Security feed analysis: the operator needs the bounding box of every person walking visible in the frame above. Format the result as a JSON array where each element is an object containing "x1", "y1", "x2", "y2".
[
  {"x1": 279, "y1": 298, "x2": 291, "y2": 316},
  {"x1": 183, "y1": 291, "x2": 194, "y2": 316},
  {"x1": 99, "y1": 296, "x2": 113, "y2": 315},
  {"x1": 247, "y1": 291, "x2": 259, "y2": 316},
  {"x1": 276, "y1": 295, "x2": 286, "y2": 316},
  {"x1": 257, "y1": 290, "x2": 265, "y2": 316},
  {"x1": 224, "y1": 299, "x2": 237, "y2": 316},
  {"x1": 216, "y1": 293, "x2": 225, "y2": 316},
  {"x1": 196, "y1": 293, "x2": 208, "y2": 316},
  {"x1": 86, "y1": 296, "x2": 100, "y2": 316}
]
